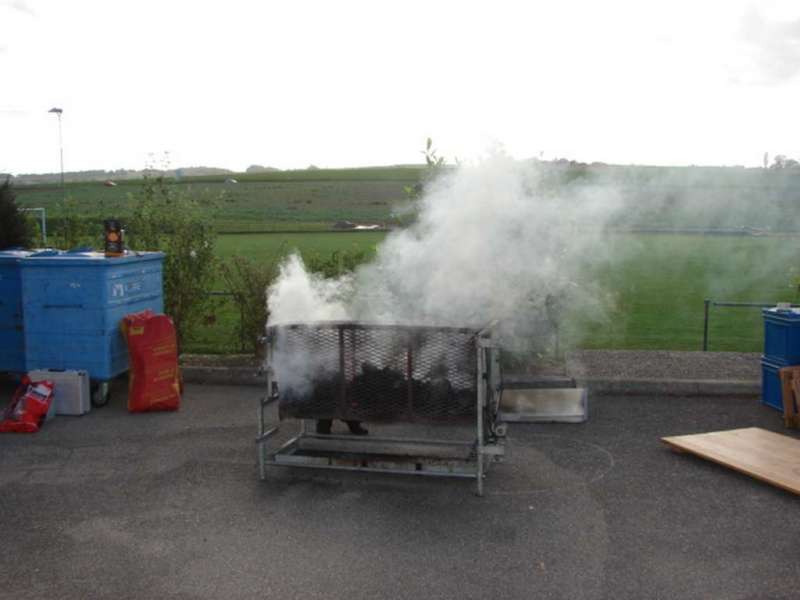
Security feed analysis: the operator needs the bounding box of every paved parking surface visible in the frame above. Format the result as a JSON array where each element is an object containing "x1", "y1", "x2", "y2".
[{"x1": 1, "y1": 382, "x2": 798, "y2": 600}]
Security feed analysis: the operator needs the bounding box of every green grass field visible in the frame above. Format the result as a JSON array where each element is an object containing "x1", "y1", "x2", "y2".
[
  {"x1": 189, "y1": 231, "x2": 386, "y2": 353},
  {"x1": 215, "y1": 231, "x2": 385, "y2": 259},
  {"x1": 185, "y1": 231, "x2": 800, "y2": 354},
  {"x1": 576, "y1": 233, "x2": 800, "y2": 352}
]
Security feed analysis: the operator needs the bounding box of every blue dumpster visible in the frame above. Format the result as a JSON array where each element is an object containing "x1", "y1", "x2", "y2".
[
  {"x1": 761, "y1": 356, "x2": 788, "y2": 411},
  {"x1": 762, "y1": 307, "x2": 800, "y2": 364},
  {"x1": 21, "y1": 250, "x2": 164, "y2": 388},
  {"x1": 0, "y1": 249, "x2": 33, "y2": 372}
]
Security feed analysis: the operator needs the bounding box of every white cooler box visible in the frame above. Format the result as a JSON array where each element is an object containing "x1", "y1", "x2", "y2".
[{"x1": 27, "y1": 369, "x2": 91, "y2": 416}]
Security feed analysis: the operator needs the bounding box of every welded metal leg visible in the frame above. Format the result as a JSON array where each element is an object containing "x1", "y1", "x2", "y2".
[
  {"x1": 257, "y1": 399, "x2": 266, "y2": 481},
  {"x1": 476, "y1": 343, "x2": 486, "y2": 497},
  {"x1": 476, "y1": 455, "x2": 484, "y2": 496},
  {"x1": 258, "y1": 338, "x2": 273, "y2": 481}
]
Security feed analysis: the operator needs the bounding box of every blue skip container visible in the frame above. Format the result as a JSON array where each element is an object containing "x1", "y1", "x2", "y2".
[
  {"x1": 0, "y1": 249, "x2": 33, "y2": 372},
  {"x1": 21, "y1": 250, "x2": 164, "y2": 382},
  {"x1": 763, "y1": 307, "x2": 800, "y2": 364},
  {"x1": 761, "y1": 356, "x2": 789, "y2": 412}
]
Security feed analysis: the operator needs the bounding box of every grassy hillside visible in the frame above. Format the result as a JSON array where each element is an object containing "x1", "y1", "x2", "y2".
[
  {"x1": 14, "y1": 163, "x2": 800, "y2": 235},
  {"x1": 14, "y1": 167, "x2": 422, "y2": 234}
]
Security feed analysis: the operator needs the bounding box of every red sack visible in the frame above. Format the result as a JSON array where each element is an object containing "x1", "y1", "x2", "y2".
[
  {"x1": 0, "y1": 377, "x2": 55, "y2": 433},
  {"x1": 121, "y1": 310, "x2": 181, "y2": 413}
]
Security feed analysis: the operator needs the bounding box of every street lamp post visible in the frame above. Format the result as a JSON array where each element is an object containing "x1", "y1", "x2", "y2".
[{"x1": 48, "y1": 107, "x2": 64, "y2": 201}]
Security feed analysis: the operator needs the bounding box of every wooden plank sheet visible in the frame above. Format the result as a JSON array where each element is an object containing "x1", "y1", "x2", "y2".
[{"x1": 662, "y1": 427, "x2": 800, "y2": 496}]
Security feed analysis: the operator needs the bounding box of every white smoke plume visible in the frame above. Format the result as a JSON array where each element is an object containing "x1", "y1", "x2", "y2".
[
  {"x1": 268, "y1": 153, "x2": 623, "y2": 352},
  {"x1": 268, "y1": 253, "x2": 351, "y2": 322}
]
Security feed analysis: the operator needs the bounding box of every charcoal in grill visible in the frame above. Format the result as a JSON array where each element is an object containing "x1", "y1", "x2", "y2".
[
  {"x1": 278, "y1": 372, "x2": 340, "y2": 421},
  {"x1": 271, "y1": 322, "x2": 479, "y2": 424},
  {"x1": 348, "y1": 362, "x2": 406, "y2": 421}
]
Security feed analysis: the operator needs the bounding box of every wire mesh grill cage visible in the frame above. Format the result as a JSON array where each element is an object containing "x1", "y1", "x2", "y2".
[{"x1": 268, "y1": 322, "x2": 480, "y2": 424}]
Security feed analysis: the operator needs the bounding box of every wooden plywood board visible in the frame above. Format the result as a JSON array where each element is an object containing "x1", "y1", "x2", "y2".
[{"x1": 662, "y1": 427, "x2": 800, "y2": 496}]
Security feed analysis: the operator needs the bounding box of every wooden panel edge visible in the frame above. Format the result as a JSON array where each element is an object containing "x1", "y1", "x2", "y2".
[{"x1": 660, "y1": 433, "x2": 800, "y2": 496}]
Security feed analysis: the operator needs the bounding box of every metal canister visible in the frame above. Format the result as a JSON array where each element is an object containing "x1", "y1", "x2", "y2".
[{"x1": 103, "y1": 219, "x2": 124, "y2": 257}]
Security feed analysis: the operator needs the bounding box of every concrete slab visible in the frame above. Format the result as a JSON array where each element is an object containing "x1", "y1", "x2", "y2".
[{"x1": 1, "y1": 381, "x2": 799, "y2": 599}]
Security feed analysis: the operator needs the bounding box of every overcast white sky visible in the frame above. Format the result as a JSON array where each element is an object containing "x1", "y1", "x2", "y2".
[{"x1": 1, "y1": 0, "x2": 799, "y2": 174}]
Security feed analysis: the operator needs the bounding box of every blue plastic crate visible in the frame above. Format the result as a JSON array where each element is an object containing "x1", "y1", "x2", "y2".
[
  {"x1": 763, "y1": 308, "x2": 800, "y2": 363},
  {"x1": 21, "y1": 250, "x2": 164, "y2": 381},
  {"x1": 0, "y1": 249, "x2": 33, "y2": 372},
  {"x1": 761, "y1": 356, "x2": 790, "y2": 412}
]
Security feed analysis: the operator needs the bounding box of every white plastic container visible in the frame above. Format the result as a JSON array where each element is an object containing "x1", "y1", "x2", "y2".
[{"x1": 28, "y1": 369, "x2": 91, "y2": 416}]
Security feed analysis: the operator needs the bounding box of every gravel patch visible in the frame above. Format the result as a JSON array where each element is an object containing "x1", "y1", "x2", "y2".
[
  {"x1": 180, "y1": 354, "x2": 262, "y2": 368},
  {"x1": 567, "y1": 350, "x2": 761, "y2": 381}
]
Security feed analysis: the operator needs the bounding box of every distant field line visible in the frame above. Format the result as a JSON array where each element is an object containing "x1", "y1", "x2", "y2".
[{"x1": 218, "y1": 228, "x2": 392, "y2": 236}]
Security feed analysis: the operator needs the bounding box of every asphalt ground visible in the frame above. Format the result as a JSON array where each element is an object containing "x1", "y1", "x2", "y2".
[{"x1": 1, "y1": 381, "x2": 799, "y2": 600}]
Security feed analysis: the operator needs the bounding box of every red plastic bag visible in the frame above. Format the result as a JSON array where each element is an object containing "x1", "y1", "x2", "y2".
[
  {"x1": 0, "y1": 377, "x2": 55, "y2": 433},
  {"x1": 121, "y1": 310, "x2": 181, "y2": 413}
]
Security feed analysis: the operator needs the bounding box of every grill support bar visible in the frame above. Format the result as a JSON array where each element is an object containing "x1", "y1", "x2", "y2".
[{"x1": 476, "y1": 338, "x2": 486, "y2": 496}]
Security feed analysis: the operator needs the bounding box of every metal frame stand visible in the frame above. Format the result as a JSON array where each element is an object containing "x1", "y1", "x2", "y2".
[{"x1": 256, "y1": 327, "x2": 505, "y2": 496}]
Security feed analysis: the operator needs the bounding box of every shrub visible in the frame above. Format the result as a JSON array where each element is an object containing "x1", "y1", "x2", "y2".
[
  {"x1": 0, "y1": 178, "x2": 34, "y2": 249},
  {"x1": 53, "y1": 196, "x2": 100, "y2": 249},
  {"x1": 219, "y1": 251, "x2": 284, "y2": 354},
  {"x1": 306, "y1": 247, "x2": 370, "y2": 278},
  {"x1": 127, "y1": 175, "x2": 220, "y2": 352}
]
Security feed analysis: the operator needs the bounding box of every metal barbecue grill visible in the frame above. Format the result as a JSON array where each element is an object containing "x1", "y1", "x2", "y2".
[{"x1": 256, "y1": 321, "x2": 506, "y2": 495}]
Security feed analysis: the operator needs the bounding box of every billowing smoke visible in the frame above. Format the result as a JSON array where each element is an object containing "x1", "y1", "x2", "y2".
[
  {"x1": 267, "y1": 253, "x2": 351, "y2": 323},
  {"x1": 268, "y1": 154, "x2": 623, "y2": 353}
]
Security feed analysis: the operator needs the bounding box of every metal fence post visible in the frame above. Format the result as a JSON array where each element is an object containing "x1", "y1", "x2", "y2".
[{"x1": 700, "y1": 300, "x2": 795, "y2": 352}]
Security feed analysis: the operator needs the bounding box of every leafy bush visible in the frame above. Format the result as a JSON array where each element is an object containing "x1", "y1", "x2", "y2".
[
  {"x1": 220, "y1": 251, "x2": 284, "y2": 354},
  {"x1": 53, "y1": 196, "x2": 102, "y2": 249},
  {"x1": 127, "y1": 175, "x2": 220, "y2": 352},
  {"x1": 306, "y1": 246, "x2": 370, "y2": 278},
  {"x1": 0, "y1": 178, "x2": 34, "y2": 249},
  {"x1": 403, "y1": 137, "x2": 447, "y2": 201}
]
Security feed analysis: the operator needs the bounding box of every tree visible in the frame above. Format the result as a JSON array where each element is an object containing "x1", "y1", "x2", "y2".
[
  {"x1": 0, "y1": 178, "x2": 33, "y2": 249},
  {"x1": 771, "y1": 154, "x2": 800, "y2": 169},
  {"x1": 245, "y1": 165, "x2": 280, "y2": 173}
]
